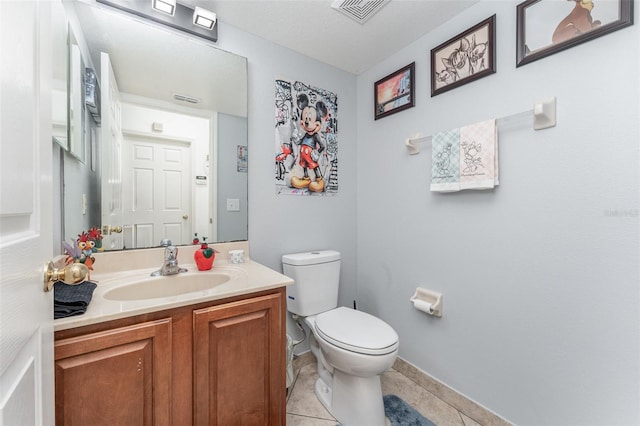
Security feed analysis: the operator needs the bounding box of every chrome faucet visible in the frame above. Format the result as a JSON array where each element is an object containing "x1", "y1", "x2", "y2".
[{"x1": 150, "y1": 239, "x2": 188, "y2": 277}]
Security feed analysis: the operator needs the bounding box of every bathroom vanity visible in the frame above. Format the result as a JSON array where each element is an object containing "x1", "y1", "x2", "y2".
[{"x1": 53, "y1": 243, "x2": 292, "y2": 425}]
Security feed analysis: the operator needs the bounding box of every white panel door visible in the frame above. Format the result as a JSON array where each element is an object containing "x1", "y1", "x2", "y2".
[
  {"x1": 100, "y1": 52, "x2": 124, "y2": 250},
  {"x1": 122, "y1": 135, "x2": 192, "y2": 248},
  {"x1": 0, "y1": 1, "x2": 54, "y2": 424}
]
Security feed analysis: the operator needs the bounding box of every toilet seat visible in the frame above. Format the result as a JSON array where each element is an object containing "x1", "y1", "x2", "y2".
[{"x1": 314, "y1": 307, "x2": 399, "y2": 356}]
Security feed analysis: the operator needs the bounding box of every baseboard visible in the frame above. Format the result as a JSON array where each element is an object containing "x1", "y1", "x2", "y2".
[{"x1": 392, "y1": 357, "x2": 512, "y2": 426}]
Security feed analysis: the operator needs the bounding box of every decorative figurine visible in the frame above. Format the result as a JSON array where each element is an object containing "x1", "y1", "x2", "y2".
[
  {"x1": 87, "y1": 227, "x2": 103, "y2": 251},
  {"x1": 194, "y1": 237, "x2": 217, "y2": 271},
  {"x1": 62, "y1": 227, "x2": 104, "y2": 272}
]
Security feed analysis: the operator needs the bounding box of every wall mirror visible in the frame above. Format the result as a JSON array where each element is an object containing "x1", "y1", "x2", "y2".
[{"x1": 61, "y1": 0, "x2": 248, "y2": 252}]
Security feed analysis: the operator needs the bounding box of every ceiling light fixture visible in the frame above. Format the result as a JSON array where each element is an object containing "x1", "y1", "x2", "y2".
[
  {"x1": 97, "y1": 0, "x2": 218, "y2": 43},
  {"x1": 151, "y1": 0, "x2": 176, "y2": 16},
  {"x1": 193, "y1": 7, "x2": 216, "y2": 30}
]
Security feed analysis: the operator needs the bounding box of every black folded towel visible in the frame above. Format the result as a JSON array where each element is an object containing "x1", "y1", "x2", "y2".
[{"x1": 53, "y1": 281, "x2": 97, "y2": 319}]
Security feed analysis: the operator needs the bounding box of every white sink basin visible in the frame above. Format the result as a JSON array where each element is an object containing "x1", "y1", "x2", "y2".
[{"x1": 103, "y1": 271, "x2": 234, "y2": 301}]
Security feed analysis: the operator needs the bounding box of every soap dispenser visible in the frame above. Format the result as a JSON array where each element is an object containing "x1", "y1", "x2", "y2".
[{"x1": 194, "y1": 237, "x2": 216, "y2": 271}]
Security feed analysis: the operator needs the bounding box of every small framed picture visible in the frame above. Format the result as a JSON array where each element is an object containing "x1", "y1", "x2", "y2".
[
  {"x1": 516, "y1": 0, "x2": 634, "y2": 67},
  {"x1": 237, "y1": 145, "x2": 247, "y2": 173},
  {"x1": 374, "y1": 62, "x2": 415, "y2": 120},
  {"x1": 430, "y1": 15, "x2": 496, "y2": 97}
]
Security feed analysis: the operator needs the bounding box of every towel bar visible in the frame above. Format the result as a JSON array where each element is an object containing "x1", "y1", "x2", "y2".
[{"x1": 405, "y1": 97, "x2": 556, "y2": 155}]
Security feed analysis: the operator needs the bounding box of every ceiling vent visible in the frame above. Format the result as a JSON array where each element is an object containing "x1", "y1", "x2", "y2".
[
  {"x1": 173, "y1": 93, "x2": 200, "y2": 104},
  {"x1": 331, "y1": 0, "x2": 390, "y2": 24}
]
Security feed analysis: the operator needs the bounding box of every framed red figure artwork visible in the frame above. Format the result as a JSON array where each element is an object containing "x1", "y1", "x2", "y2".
[{"x1": 516, "y1": 0, "x2": 634, "y2": 66}]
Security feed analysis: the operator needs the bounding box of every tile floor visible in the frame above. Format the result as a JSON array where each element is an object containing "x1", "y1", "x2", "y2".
[{"x1": 286, "y1": 354, "x2": 486, "y2": 426}]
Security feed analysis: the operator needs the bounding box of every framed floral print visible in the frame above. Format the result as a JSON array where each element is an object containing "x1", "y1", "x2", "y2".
[{"x1": 431, "y1": 15, "x2": 496, "y2": 97}]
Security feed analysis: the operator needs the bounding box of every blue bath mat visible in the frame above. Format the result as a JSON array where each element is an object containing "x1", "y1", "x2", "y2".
[{"x1": 384, "y1": 394, "x2": 436, "y2": 426}]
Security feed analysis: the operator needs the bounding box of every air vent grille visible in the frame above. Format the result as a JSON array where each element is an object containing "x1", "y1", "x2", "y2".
[
  {"x1": 173, "y1": 93, "x2": 200, "y2": 104},
  {"x1": 331, "y1": 0, "x2": 390, "y2": 24}
]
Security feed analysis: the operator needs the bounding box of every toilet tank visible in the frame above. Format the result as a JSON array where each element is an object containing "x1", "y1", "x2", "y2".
[{"x1": 282, "y1": 250, "x2": 341, "y2": 316}]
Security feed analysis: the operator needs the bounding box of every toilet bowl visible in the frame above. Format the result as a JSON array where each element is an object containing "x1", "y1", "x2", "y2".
[
  {"x1": 282, "y1": 251, "x2": 399, "y2": 425},
  {"x1": 305, "y1": 307, "x2": 399, "y2": 426}
]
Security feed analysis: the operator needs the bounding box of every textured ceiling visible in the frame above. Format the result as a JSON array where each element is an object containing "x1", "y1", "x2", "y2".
[
  {"x1": 73, "y1": 0, "x2": 478, "y2": 115},
  {"x1": 194, "y1": 0, "x2": 479, "y2": 75}
]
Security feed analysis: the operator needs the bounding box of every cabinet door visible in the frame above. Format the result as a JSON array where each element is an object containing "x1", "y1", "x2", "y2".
[
  {"x1": 193, "y1": 293, "x2": 284, "y2": 426},
  {"x1": 54, "y1": 318, "x2": 172, "y2": 426}
]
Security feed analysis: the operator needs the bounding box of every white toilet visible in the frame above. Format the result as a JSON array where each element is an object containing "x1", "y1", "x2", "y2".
[{"x1": 282, "y1": 250, "x2": 399, "y2": 426}]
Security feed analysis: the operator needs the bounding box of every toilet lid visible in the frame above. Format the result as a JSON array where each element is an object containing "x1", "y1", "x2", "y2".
[{"x1": 314, "y1": 307, "x2": 399, "y2": 355}]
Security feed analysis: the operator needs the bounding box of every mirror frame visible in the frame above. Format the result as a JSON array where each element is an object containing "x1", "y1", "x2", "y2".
[
  {"x1": 68, "y1": 28, "x2": 86, "y2": 162},
  {"x1": 51, "y1": 4, "x2": 70, "y2": 151}
]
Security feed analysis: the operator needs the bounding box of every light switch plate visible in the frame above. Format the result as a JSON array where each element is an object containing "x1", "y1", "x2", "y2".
[{"x1": 226, "y1": 198, "x2": 240, "y2": 211}]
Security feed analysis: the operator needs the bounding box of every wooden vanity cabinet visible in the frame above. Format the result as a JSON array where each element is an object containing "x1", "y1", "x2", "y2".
[
  {"x1": 54, "y1": 288, "x2": 286, "y2": 426},
  {"x1": 54, "y1": 318, "x2": 172, "y2": 426},
  {"x1": 193, "y1": 292, "x2": 283, "y2": 425}
]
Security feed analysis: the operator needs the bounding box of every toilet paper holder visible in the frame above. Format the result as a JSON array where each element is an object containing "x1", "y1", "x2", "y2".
[{"x1": 409, "y1": 288, "x2": 443, "y2": 317}]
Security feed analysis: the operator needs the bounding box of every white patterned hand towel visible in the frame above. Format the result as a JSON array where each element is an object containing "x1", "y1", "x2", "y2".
[
  {"x1": 459, "y1": 119, "x2": 498, "y2": 190},
  {"x1": 430, "y1": 128, "x2": 460, "y2": 192}
]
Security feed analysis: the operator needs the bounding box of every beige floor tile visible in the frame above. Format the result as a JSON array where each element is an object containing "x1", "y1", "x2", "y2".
[
  {"x1": 288, "y1": 358, "x2": 488, "y2": 426},
  {"x1": 381, "y1": 369, "x2": 464, "y2": 426},
  {"x1": 460, "y1": 412, "x2": 483, "y2": 426},
  {"x1": 286, "y1": 413, "x2": 338, "y2": 426},
  {"x1": 286, "y1": 363, "x2": 336, "y2": 421},
  {"x1": 392, "y1": 359, "x2": 511, "y2": 426}
]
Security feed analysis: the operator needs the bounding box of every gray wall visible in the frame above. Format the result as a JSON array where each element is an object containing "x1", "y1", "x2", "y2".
[
  {"x1": 216, "y1": 113, "x2": 248, "y2": 242},
  {"x1": 216, "y1": 24, "x2": 359, "y2": 314},
  {"x1": 356, "y1": 1, "x2": 639, "y2": 425},
  {"x1": 216, "y1": 1, "x2": 638, "y2": 423}
]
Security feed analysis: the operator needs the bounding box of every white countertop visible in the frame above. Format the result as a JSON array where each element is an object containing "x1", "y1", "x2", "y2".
[{"x1": 54, "y1": 242, "x2": 293, "y2": 331}]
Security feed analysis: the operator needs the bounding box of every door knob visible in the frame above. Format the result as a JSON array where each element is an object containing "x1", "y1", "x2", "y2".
[
  {"x1": 43, "y1": 261, "x2": 89, "y2": 292},
  {"x1": 182, "y1": 214, "x2": 189, "y2": 220},
  {"x1": 102, "y1": 225, "x2": 123, "y2": 235}
]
